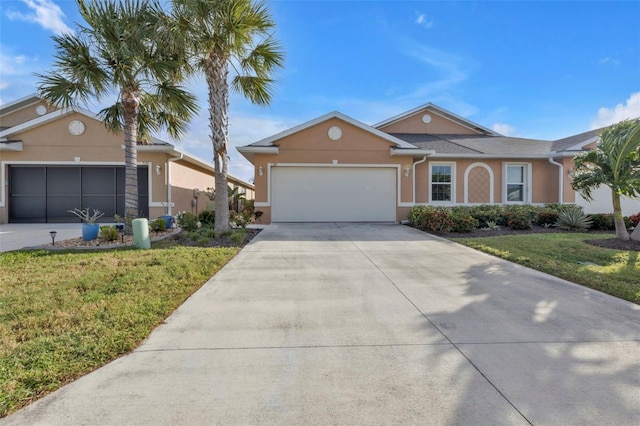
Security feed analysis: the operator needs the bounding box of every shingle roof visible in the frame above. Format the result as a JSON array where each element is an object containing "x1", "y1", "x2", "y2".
[
  {"x1": 391, "y1": 133, "x2": 554, "y2": 155},
  {"x1": 551, "y1": 128, "x2": 602, "y2": 152}
]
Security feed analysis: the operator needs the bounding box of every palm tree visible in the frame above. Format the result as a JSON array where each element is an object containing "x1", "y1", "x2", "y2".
[
  {"x1": 172, "y1": 0, "x2": 284, "y2": 232},
  {"x1": 36, "y1": 0, "x2": 197, "y2": 230},
  {"x1": 571, "y1": 118, "x2": 640, "y2": 241}
]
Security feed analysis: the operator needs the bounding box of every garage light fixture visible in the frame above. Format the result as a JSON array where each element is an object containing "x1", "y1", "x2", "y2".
[
  {"x1": 258, "y1": 166, "x2": 264, "y2": 176},
  {"x1": 156, "y1": 164, "x2": 162, "y2": 175},
  {"x1": 404, "y1": 165, "x2": 411, "y2": 177}
]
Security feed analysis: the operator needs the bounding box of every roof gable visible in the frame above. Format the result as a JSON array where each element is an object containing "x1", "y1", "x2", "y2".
[
  {"x1": 374, "y1": 103, "x2": 500, "y2": 136},
  {"x1": 247, "y1": 111, "x2": 418, "y2": 149}
]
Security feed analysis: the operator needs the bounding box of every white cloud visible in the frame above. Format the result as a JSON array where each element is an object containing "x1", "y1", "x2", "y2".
[
  {"x1": 6, "y1": 0, "x2": 72, "y2": 35},
  {"x1": 597, "y1": 57, "x2": 619, "y2": 66},
  {"x1": 492, "y1": 123, "x2": 516, "y2": 136},
  {"x1": 590, "y1": 92, "x2": 640, "y2": 129},
  {"x1": 415, "y1": 14, "x2": 434, "y2": 29}
]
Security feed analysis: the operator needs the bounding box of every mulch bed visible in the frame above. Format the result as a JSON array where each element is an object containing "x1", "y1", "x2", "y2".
[
  {"x1": 411, "y1": 225, "x2": 640, "y2": 251},
  {"x1": 166, "y1": 228, "x2": 261, "y2": 248}
]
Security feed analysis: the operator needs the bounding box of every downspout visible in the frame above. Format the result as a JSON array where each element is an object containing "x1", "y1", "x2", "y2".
[
  {"x1": 548, "y1": 156, "x2": 563, "y2": 204},
  {"x1": 166, "y1": 153, "x2": 183, "y2": 215},
  {"x1": 412, "y1": 156, "x2": 428, "y2": 204}
]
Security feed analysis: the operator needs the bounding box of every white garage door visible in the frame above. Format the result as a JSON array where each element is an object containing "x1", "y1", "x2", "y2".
[{"x1": 271, "y1": 167, "x2": 396, "y2": 222}]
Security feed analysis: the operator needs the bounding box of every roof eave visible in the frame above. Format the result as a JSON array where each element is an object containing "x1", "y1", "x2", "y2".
[
  {"x1": 236, "y1": 146, "x2": 280, "y2": 162},
  {"x1": 389, "y1": 148, "x2": 435, "y2": 156},
  {"x1": 429, "y1": 153, "x2": 554, "y2": 159},
  {"x1": 0, "y1": 141, "x2": 23, "y2": 151}
]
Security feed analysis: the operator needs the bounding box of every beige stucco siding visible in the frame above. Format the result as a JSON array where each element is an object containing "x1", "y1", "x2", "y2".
[
  {"x1": 0, "y1": 101, "x2": 55, "y2": 128},
  {"x1": 378, "y1": 109, "x2": 480, "y2": 135}
]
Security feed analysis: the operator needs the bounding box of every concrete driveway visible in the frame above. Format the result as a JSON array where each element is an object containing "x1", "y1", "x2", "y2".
[
  {"x1": 0, "y1": 223, "x2": 81, "y2": 252},
  {"x1": 2, "y1": 223, "x2": 639, "y2": 425}
]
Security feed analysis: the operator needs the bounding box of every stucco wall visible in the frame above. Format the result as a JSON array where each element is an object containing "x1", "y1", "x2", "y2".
[
  {"x1": 378, "y1": 108, "x2": 480, "y2": 135},
  {"x1": 0, "y1": 100, "x2": 55, "y2": 128}
]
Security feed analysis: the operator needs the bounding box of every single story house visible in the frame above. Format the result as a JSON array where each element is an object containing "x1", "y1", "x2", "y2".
[
  {"x1": 0, "y1": 94, "x2": 254, "y2": 224},
  {"x1": 238, "y1": 103, "x2": 639, "y2": 223}
]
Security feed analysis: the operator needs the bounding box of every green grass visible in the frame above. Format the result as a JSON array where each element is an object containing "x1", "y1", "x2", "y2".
[
  {"x1": 453, "y1": 233, "x2": 639, "y2": 304},
  {"x1": 0, "y1": 244, "x2": 239, "y2": 417}
]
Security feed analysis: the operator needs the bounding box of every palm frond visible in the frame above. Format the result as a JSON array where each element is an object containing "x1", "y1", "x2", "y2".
[{"x1": 231, "y1": 75, "x2": 274, "y2": 105}]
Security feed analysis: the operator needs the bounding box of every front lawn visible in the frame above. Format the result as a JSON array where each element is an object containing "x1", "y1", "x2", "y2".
[
  {"x1": 453, "y1": 233, "x2": 639, "y2": 305},
  {"x1": 0, "y1": 244, "x2": 239, "y2": 417}
]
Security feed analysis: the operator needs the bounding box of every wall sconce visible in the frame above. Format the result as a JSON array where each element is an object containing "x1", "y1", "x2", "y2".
[
  {"x1": 155, "y1": 164, "x2": 162, "y2": 176},
  {"x1": 258, "y1": 166, "x2": 264, "y2": 176},
  {"x1": 49, "y1": 231, "x2": 57, "y2": 246},
  {"x1": 404, "y1": 165, "x2": 411, "y2": 177}
]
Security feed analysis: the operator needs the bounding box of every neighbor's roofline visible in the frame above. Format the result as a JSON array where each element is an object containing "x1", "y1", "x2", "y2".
[
  {"x1": 372, "y1": 102, "x2": 501, "y2": 136},
  {"x1": 243, "y1": 111, "x2": 418, "y2": 150},
  {"x1": 0, "y1": 93, "x2": 41, "y2": 118}
]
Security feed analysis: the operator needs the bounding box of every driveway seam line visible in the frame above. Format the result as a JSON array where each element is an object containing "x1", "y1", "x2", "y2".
[
  {"x1": 135, "y1": 342, "x2": 453, "y2": 352},
  {"x1": 340, "y1": 225, "x2": 533, "y2": 426}
]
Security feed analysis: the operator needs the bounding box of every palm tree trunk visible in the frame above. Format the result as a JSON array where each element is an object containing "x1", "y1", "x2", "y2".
[
  {"x1": 122, "y1": 89, "x2": 140, "y2": 234},
  {"x1": 612, "y1": 189, "x2": 630, "y2": 241},
  {"x1": 206, "y1": 53, "x2": 231, "y2": 232}
]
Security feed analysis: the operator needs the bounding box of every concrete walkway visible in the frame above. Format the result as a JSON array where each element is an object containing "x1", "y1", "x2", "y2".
[
  {"x1": 0, "y1": 223, "x2": 81, "y2": 252},
  {"x1": 2, "y1": 223, "x2": 639, "y2": 425}
]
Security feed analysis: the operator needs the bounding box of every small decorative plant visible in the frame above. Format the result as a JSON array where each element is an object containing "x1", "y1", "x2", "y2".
[
  {"x1": 68, "y1": 207, "x2": 104, "y2": 223},
  {"x1": 150, "y1": 218, "x2": 167, "y2": 234},
  {"x1": 555, "y1": 208, "x2": 593, "y2": 231},
  {"x1": 481, "y1": 220, "x2": 501, "y2": 231},
  {"x1": 100, "y1": 225, "x2": 119, "y2": 242}
]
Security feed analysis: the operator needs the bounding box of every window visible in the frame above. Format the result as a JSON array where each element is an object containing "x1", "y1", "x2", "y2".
[
  {"x1": 430, "y1": 163, "x2": 454, "y2": 202},
  {"x1": 506, "y1": 164, "x2": 527, "y2": 203}
]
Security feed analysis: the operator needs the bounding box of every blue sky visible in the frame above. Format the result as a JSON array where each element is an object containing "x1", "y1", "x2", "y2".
[{"x1": 1, "y1": 0, "x2": 639, "y2": 181}]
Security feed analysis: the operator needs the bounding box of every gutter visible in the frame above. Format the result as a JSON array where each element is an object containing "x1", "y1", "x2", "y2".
[
  {"x1": 166, "y1": 153, "x2": 183, "y2": 215},
  {"x1": 548, "y1": 156, "x2": 564, "y2": 203},
  {"x1": 412, "y1": 156, "x2": 428, "y2": 204}
]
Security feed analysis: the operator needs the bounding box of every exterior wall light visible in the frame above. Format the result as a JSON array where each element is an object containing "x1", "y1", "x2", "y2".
[
  {"x1": 258, "y1": 166, "x2": 264, "y2": 176},
  {"x1": 404, "y1": 165, "x2": 411, "y2": 177},
  {"x1": 156, "y1": 164, "x2": 162, "y2": 176}
]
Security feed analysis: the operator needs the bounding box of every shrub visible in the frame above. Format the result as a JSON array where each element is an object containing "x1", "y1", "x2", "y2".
[
  {"x1": 408, "y1": 206, "x2": 453, "y2": 232},
  {"x1": 175, "y1": 211, "x2": 200, "y2": 231},
  {"x1": 544, "y1": 203, "x2": 582, "y2": 214},
  {"x1": 628, "y1": 213, "x2": 640, "y2": 227},
  {"x1": 590, "y1": 214, "x2": 615, "y2": 230},
  {"x1": 99, "y1": 225, "x2": 119, "y2": 242},
  {"x1": 555, "y1": 208, "x2": 593, "y2": 231},
  {"x1": 503, "y1": 205, "x2": 539, "y2": 230},
  {"x1": 150, "y1": 218, "x2": 166, "y2": 233},
  {"x1": 506, "y1": 213, "x2": 532, "y2": 230},
  {"x1": 198, "y1": 210, "x2": 215, "y2": 226},
  {"x1": 469, "y1": 205, "x2": 505, "y2": 227},
  {"x1": 536, "y1": 210, "x2": 559, "y2": 226},
  {"x1": 450, "y1": 209, "x2": 479, "y2": 233}
]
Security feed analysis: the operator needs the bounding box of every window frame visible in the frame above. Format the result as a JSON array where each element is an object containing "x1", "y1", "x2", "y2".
[
  {"x1": 429, "y1": 162, "x2": 456, "y2": 204},
  {"x1": 503, "y1": 162, "x2": 532, "y2": 204}
]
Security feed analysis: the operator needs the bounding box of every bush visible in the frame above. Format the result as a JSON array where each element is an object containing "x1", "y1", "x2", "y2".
[
  {"x1": 408, "y1": 206, "x2": 453, "y2": 232},
  {"x1": 150, "y1": 218, "x2": 166, "y2": 233},
  {"x1": 628, "y1": 213, "x2": 640, "y2": 227},
  {"x1": 536, "y1": 210, "x2": 559, "y2": 226},
  {"x1": 198, "y1": 210, "x2": 215, "y2": 226},
  {"x1": 469, "y1": 205, "x2": 505, "y2": 227},
  {"x1": 555, "y1": 208, "x2": 593, "y2": 231},
  {"x1": 544, "y1": 203, "x2": 582, "y2": 214},
  {"x1": 503, "y1": 205, "x2": 539, "y2": 230},
  {"x1": 590, "y1": 214, "x2": 616, "y2": 230},
  {"x1": 450, "y1": 207, "x2": 479, "y2": 233},
  {"x1": 176, "y1": 211, "x2": 200, "y2": 232},
  {"x1": 99, "y1": 225, "x2": 119, "y2": 242}
]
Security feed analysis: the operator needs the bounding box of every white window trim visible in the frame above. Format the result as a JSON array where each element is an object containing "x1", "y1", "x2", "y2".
[
  {"x1": 429, "y1": 161, "x2": 456, "y2": 205},
  {"x1": 502, "y1": 162, "x2": 532, "y2": 204},
  {"x1": 463, "y1": 162, "x2": 494, "y2": 204}
]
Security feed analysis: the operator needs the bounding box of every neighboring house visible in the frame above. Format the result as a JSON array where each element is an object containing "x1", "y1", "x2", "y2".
[
  {"x1": 0, "y1": 94, "x2": 254, "y2": 224},
  {"x1": 238, "y1": 103, "x2": 639, "y2": 223}
]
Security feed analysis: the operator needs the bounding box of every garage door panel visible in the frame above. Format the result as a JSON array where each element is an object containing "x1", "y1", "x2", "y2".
[{"x1": 271, "y1": 167, "x2": 396, "y2": 222}]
